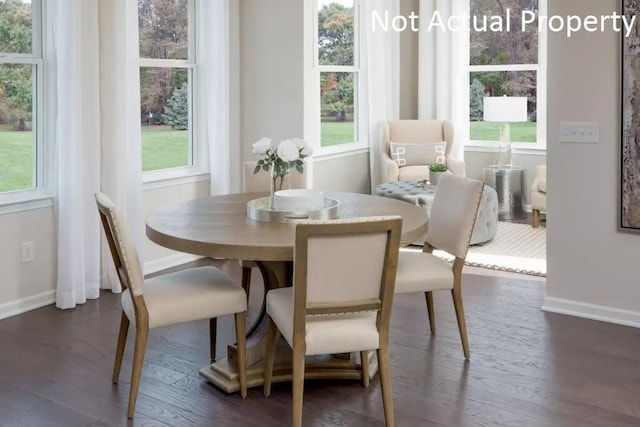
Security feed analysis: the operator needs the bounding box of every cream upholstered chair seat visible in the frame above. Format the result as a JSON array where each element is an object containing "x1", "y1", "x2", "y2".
[
  {"x1": 263, "y1": 217, "x2": 402, "y2": 427},
  {"x1": 95, "y1": 193, "x2": 248, "y2": 418},
  {"x1": 398, "y1": 165, "x2": 432, "y2": 181},
  {"x1": 121, "y1": 267, "x2": 246, "y2": 329},
  {"x1": 394, "y1": 174, "x2": 484, "y2": 360},
  {"x1": 266, "y1": 288, "x2": 379, "y2": 356},
  {"x1": 380, "y1": 119, "x2": 465, "y2": 183},
  {"x1": 395, "y1": 254, "x2": 453, "y2": 294},
  {"x1": 531, "y1": 165, "x2": 547, "y2": 227}
]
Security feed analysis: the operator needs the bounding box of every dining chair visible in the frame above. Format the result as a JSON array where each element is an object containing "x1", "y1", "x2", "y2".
[
  {"x1": 95, "y1": 193, "x2": 248, "y2": 418},
  {"x1": 394, "y1": 174, "x2": 484, "y2": 359},
  {"x1": 239, "y1": 161, "x2": 308, "y2": 306},
  {"x1": 262, "y1": 216, "x2": 403, "y2": 427}
]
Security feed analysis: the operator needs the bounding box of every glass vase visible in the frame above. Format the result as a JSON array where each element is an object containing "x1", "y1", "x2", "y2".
[{"x1": 270, "y1": 164, "x2": 291, "y2": 208}]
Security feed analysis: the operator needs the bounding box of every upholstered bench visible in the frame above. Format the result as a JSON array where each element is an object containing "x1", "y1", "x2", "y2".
[{"x1": 375, "y1": 180, "x2": 498, "y2": 245}]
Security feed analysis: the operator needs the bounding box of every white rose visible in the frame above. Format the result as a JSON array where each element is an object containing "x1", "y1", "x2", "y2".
[
  {"x1": 277, "y1": 139, "x2": 300, "y2": 162},
  {"x1": 252, "y1": 137, "x2": 272, "y2": 155},
  {"x1": 291, "y1": 138, "x2": 306, "y2": 149},
  {"x1": 300, "y1": 145, "x2": 313, "y2": 157}
]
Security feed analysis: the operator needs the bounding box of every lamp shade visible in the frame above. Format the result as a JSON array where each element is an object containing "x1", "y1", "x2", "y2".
[{"x1": 483, "y1": 96, "x2": 528, "y2": 122}]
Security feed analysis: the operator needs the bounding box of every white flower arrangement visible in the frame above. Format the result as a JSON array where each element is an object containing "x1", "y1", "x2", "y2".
[{"x1": 252, "y1": 137, "x2": 313, "y2": 191}]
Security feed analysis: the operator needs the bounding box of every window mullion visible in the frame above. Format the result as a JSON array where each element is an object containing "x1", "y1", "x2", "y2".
[
  {"x1": 318, "y1": 65, "x2": 358, "y2": 73},
  {"x1": 469, "y1": 64, "x2": 538, "y2": 72},
  {"x1": 139, "y1": 58, "x2": 194, "y2": 68},
  {"x1": 0, "y1": 56, "x2": 41, "y2": 65}
]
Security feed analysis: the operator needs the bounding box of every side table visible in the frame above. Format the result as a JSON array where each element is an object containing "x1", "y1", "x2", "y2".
[{"x1": 483, "y1": 165, "x2": 526, "y2": 220}]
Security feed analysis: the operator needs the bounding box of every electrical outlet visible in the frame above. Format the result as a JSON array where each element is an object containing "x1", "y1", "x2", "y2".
[{"x1": 21, "y1": 241, "x2": 34, "y2": 263}]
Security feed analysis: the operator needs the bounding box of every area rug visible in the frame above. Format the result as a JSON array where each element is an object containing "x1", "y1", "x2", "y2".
[{"x1": 402, "y1": 222, "x2": 547, "y2": 277}]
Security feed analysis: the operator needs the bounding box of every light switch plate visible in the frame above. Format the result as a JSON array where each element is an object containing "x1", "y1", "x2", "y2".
[{"x1": 559, "y1": 122, "x2": 599, "y2": 143}]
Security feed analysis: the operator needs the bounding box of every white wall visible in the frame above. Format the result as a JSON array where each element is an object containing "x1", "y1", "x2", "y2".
[
  {"x1": 0, "y1": 208, "x2": 56, "y2": 317},
  {"x1": 142, "y1": 181, "x2": 210, "y2": 271},
  {"x1": 543, "y1": 0, "x2": 640, "y2": 326},
  {"x1": 239, "y1": 0, "x2": 304, "y2": 162},
  {"x1": 314, "y1": 153, "x2": 371, "y2": 193},
  {"x1": 399, "y1": 0, "x2": 419, "y2": 120}
]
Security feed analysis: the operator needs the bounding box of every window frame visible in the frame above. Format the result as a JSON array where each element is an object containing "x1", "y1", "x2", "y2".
[
  {"x1": 139, "y1": 0, "x2": 208, "y2": 184},
  {"x1": 311, "y1": 0, "x2": 369, "y2": 158},
  {"x1": 466, "y1": 0, "x2": 547, "y2": 152},
  {"x1": 0, "y1": 0, "x2": 48, "y2": 207}
]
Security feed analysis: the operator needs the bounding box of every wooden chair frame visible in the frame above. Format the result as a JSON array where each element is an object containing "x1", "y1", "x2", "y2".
[
  {"x1": 419, "y1": 180, "x2": 483, "y2": 360},
  {"x1": 263, "y1": 217, "x2": 402, "y2": 427},
  {"x1": 96, "y1": 197, "x2": 247, "y2": 418}
]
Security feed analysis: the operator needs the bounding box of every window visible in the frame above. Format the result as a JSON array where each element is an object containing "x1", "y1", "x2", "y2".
[
  {"x1": 316, "y1": 0, "x2": 362, "y2": 149},
  {"x1": 138, "y1": 0, "x2": 195, "y2": 174},
  {"x1": 0, "y1": 0, "x2": 43, "y2": 199},
  {"x1": 468, "y1": 0, "x2": 546, "y2": 148}
]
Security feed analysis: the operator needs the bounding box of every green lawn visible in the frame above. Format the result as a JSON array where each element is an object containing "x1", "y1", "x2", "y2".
[
  {"x1": 321, "y1": 121, "x2": 355, "y2": 147},
  {"x1": 0, "y1": 125, "x2": 188, "y2": 192},
  {"x1": 470, "y1": 121, "x2": 537, "y2": 142},
  {"x1": 141, "y1": 125, "x2": 188, "y2": 171},
  {"x1": 0, "y1": 125, "x2": 34, "y2": 192}
]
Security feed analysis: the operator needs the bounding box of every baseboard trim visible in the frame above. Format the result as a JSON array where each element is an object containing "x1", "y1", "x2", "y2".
[
  {"x1": 542, "y1": 296, "x2": 640, "y2": 328},
  {"x1": 0, "y1": 290, "x2": 56, "y2": 321},
  {"x1": 144, "y1": 253, "x2": 204, "y2": 276}
]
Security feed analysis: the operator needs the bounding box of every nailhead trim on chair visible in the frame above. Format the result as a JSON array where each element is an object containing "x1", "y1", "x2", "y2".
[{"x1": 105, "y1": 205, "x2": 138, "y2": 294}]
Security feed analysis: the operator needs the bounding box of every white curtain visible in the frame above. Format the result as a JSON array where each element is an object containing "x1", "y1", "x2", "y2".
[
  {"x1": 49, "y1": 0, "x2": 102, "y2": 309},
  {"x1": 418, "y1": 0, "x2": 469, "y2": 162},
  {"x1": 364, "y1": 0, "x2": 400, "y2": 193},
  {"x1": 51, "y1": 0, "x2": 144, "y2": 308},
  {"x1": 98, "y1": 0, "x2": 145, "y2": 292},
  {"x1": 200, "y1": 0, "x2": 235, "y2": 196}
]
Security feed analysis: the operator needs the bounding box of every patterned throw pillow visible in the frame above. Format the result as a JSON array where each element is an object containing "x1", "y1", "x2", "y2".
[{"x1": 390, "y1": 142, "x2": 447, "y2": 167}]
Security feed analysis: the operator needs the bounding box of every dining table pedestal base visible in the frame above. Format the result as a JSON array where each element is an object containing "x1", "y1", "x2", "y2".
[{"x1": 199, "y1": 347, "x2": 378, "y2": 393}]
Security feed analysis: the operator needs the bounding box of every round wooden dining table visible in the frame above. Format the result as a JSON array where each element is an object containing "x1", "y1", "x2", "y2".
[{"x1": 146, "y1": 191, "x2": 428, "y2": 392}]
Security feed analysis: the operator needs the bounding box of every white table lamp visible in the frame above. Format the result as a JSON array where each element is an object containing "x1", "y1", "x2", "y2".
[{"x1": 483, "y1": 96, "x2": 528, "y2": 167}]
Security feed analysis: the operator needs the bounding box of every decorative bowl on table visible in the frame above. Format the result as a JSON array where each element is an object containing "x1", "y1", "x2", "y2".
[{"x1": 273, "y1": 189, "x2": 325, "y2": 212}]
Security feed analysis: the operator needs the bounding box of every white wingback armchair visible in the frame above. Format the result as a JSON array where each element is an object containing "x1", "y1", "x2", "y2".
[{"x1": 381, "y1": 120, "x2": 465, "y2": 183}]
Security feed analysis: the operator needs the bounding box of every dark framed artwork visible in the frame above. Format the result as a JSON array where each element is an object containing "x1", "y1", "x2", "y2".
[{"x1": 622, "y1": 0, "x2": 640, "y2": 231}]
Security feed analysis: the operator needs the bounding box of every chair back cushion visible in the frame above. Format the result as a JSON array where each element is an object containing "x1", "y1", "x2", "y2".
[
  {"x1": 426, "y1": 175, "x2": 484, "y2": 259},
  {"x1": 95, "y1": 193, "x2": 144, "y2": 297},
  {"x1": 294, "y1": 216, "x2": 402, "y2": 315},
  {"x1": 242, "y1": 161, "x2": 308, "y2": 192}
]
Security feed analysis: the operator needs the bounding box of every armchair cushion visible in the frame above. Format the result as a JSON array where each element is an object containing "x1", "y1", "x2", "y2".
[
  {"x1": 398, "y1": 165, "x2": 430, "y2": 181},
  {"x1": 390, "y1": 141, "x2": 446, "y2": 167}
]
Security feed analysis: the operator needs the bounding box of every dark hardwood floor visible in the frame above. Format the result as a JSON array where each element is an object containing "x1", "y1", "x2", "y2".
[{"x1": 1, "y1": 258, "x2": 638, "y2": 427}]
